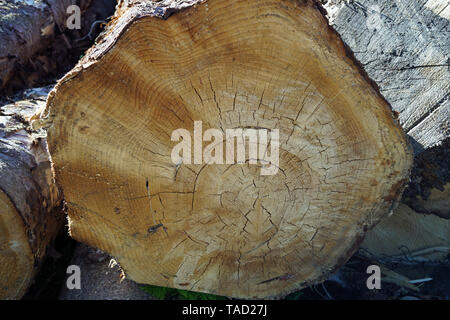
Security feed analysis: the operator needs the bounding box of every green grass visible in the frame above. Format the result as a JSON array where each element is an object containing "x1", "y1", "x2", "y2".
[{"x1": 285, "y1": 290, "x2": 304, "y2": 300}]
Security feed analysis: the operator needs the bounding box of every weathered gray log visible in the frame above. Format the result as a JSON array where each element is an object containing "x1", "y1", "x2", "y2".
[
  {"x1": 322, "y1": 0, "x2": 449, "y2": 151},
  {"x1": 321, "y1": 0, "x2": 449, "y2": 262},
  {"x1": 0, "y1": 87, "x2": 63, "y2": 299}
]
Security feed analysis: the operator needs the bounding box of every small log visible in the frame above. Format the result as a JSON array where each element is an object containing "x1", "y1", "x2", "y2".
[
  {"x1": 322, "y1": 0, "x2": 449, "y2": 151},
  {"x1": 0, "y1": 87, "x2": 63, "y2": 299}
]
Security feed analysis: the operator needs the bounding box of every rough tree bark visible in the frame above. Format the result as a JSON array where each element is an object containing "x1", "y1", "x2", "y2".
[
  {"x1": 0, "y1": 87, "x2": 63, "y2": 299},
  {"x1": 38, "y1": 0, "x2": 412, "y2": 298},
  {"x1": 320, "y1": 0, "x2": 449, "y2": 262},
  {"x1": 0, "y1": 0, "x2": 117, "y2": 93},
  {"x1": 0, "y1": 0, "x2": 79, "y2": 89}
]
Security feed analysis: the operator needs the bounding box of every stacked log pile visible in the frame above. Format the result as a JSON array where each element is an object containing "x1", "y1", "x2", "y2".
[{"x1": 0, "y1": 0, "x2": 447, "y2": 299}]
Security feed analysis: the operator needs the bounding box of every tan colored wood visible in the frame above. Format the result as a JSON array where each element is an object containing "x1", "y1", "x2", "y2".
[
  {"x1": 0, "y1": 191, "x2": 34, "y2": 299},
  {"x1": 42, "y1": 0, "x2": 412, "y2": 298}
]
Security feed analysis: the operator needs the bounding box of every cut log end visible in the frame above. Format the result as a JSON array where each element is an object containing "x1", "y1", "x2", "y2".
[
  {"x1": 45, "y1": 0, "x2": 413, "y2": 298},
  {"x1": 0, "y1": 191, "x2": 34, "y2": 299}
]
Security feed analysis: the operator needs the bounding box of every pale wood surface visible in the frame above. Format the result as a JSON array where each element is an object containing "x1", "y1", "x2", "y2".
[
  {"x1": 322, "y1": 0, "x2": 449, "y2": 151},
  {"x1": 321, "y1": 0, "x2": 450, "y2": 264}
]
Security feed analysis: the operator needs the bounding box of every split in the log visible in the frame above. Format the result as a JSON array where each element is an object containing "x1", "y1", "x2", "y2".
[{"x1": 43, "y1": 0, "x2": 413, "y2": 298}]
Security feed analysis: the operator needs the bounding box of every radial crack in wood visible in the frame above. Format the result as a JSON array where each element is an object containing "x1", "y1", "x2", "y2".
[{"x1": 43, "y1": 0, "x2": 413, "y2": 298}]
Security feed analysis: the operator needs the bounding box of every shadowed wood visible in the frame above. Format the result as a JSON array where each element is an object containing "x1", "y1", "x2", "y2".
[
  {"x1": 0, "y1": 88, "x2": 63, "y2": 299},
  {"x1": 0, "y1": 0, "x2": 119, "y2": 93},
  {"x1": 0, "y1": 0, "x2": 79, "y2": 90},
  {"x1": 0, "y1": 191, "x2": 33, "y2": 299},
  {"x1": 361, "y1": 203, "x2": 450, "y2": 264},
  {"x1": 42, "y1": 0, "x2": 412, "y2": 298}
]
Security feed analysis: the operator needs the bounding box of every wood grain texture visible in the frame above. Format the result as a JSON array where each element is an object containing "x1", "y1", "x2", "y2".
[
  {"x1": 0, "y1": 87, "x2": 63, "y2": 299},
  {"x1": 322, "y1": 0, "x2": 449, "y2": 151},
  {"x1": 361, "y1": 203, "x2": 450, "y2": 263},
  {"x1": 43, "y1": 0, "x2": 412, "y2": 298}
]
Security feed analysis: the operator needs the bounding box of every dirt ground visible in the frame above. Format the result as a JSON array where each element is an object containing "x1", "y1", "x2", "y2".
[{"x1": 22, "y1": 230, "x2": 449, "y2": 300}]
